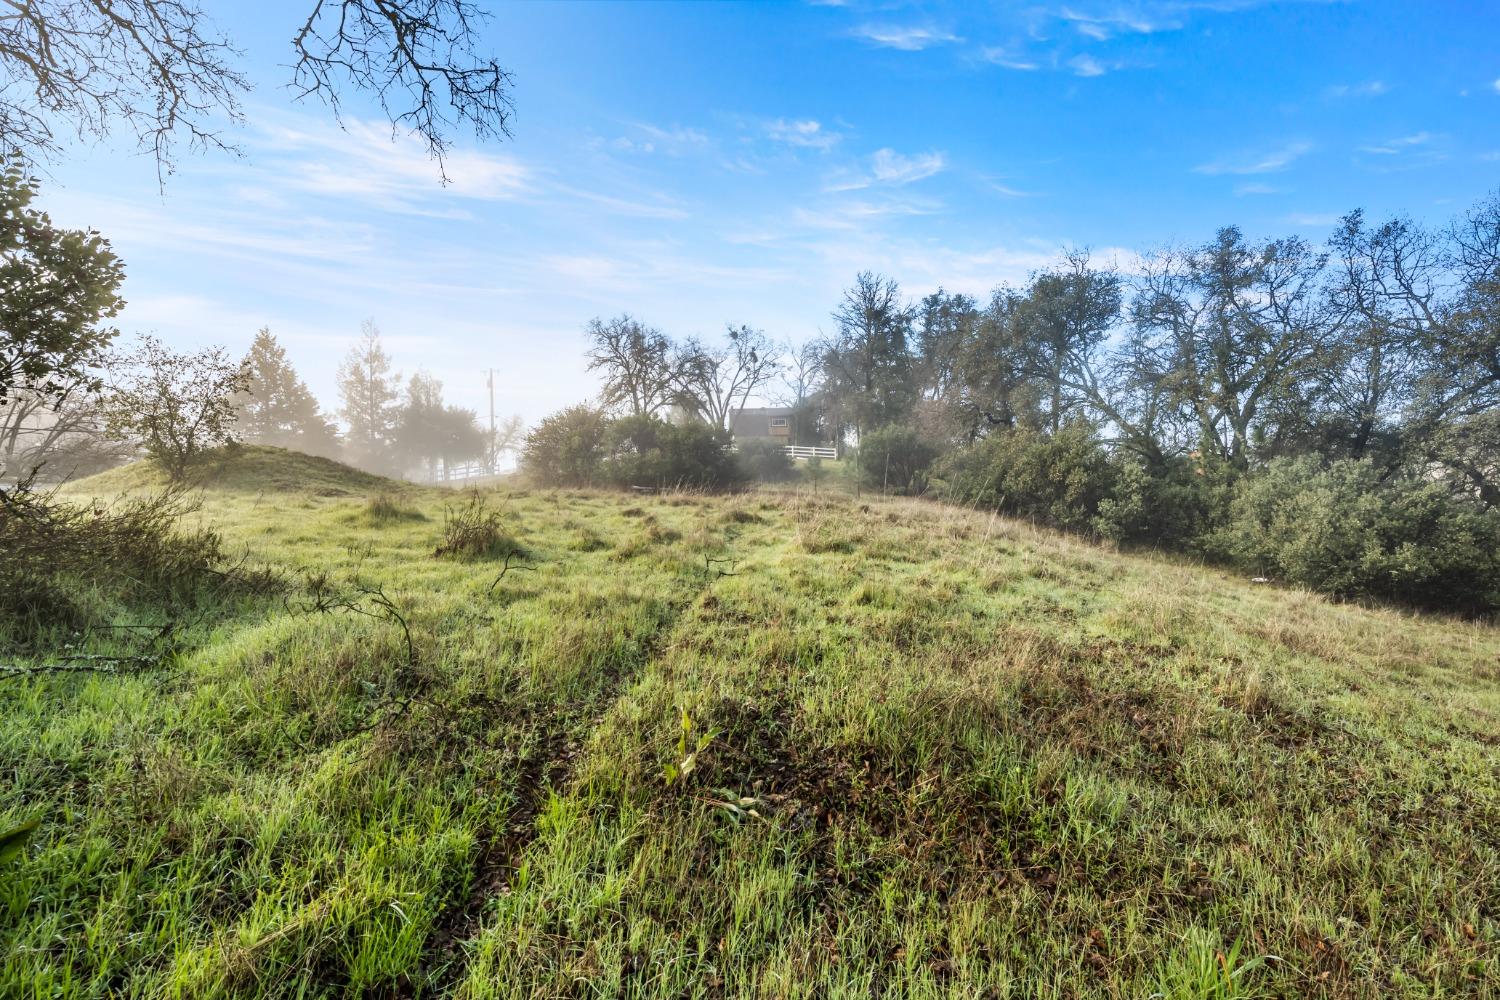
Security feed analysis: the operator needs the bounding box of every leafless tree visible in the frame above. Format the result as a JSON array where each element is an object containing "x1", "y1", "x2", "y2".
[
  {"x1": 777, "y1": 337, "x2": 824, "y2": 407},
  {"x1": 291, "y1": 0, "x2": 514, "y2": 179},
  {"x1": 0, "y1": 0, "x2": 246, "y2": 175},
  {"x1": 1, "y1": 0, "x2": 513, "y2": 179},
  {"x1": 584, "y1": 315, "x2": 676, "y2": 417},
  {"x1": 487, "y1": 413, "x2": 524, "y2": 470},
  {"x1": 674, "y1": 325, "x2": 783, "y2": 429},
  {"x1": 0, "y1": 381, "x2": 131, "y2": 483}
]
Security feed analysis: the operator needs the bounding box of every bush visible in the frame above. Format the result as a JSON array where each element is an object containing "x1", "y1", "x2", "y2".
[
  {"x1": 736, "y1": 438, "x2": 794, "y2": 483},
  {"x1": 603, "y1": 415, "x2": 744, "y2": 491},
  {"x1": 933, "y1": 425, "x2": 1116, "y2": 533},
  {"x1": 434, "y1": 492, "x2": 523, "y2": 560},
  {"x1": 521, "y1": 405, "x2": 609, "y2": 487},
  {"x1": 856, "y1": 425, "x2": 937, "y2": 495},
  {"x1": 1093, "y1": 456, "x2": 1232, "y2": 547},
  {"x1": 1216, "y1": 457, "x2": 1500, "y2": 613},
  {"x1": 0, "y1": 479, "x2": 273, "y2": 648}
]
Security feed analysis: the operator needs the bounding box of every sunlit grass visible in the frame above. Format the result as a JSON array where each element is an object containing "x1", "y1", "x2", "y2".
[{"x1": 2, "y1": 450, "x2": 1496, "y2": 997}]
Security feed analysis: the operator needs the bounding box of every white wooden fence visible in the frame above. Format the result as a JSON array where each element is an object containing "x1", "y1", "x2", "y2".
[
  {"x1": 421, "y1": 461, "x2": 506, "y2": 486},
  {"x1": 784, "y1": 445, "x2": 837, "y2": 460}
]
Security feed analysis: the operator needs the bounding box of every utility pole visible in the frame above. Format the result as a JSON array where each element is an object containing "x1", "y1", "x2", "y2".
[{"x1": 486, "y1": 368, "x2": 496, "y2": 474}]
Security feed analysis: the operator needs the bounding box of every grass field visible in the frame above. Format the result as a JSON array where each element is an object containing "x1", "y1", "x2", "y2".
[{"x1": 2, "y1": 448, "x2": 1497, "y2": 998}]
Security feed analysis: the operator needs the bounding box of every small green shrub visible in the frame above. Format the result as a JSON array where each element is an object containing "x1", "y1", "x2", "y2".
[
  {"x1": 735, "y1": 438, "x2": 794, "y2": 483},
  {"x1": 804, "y1": 455, "x2": 829, "y2": 492},
  {"x1": 856, "y1": 425, "x2": 937, "y2": 495},
  {"x1": 1093, "y1": 456, "x2": 1231, "y2": 547},
  {"x1": 0, "y1": 479, "x2": 274, "y2": 648},
  {"x1": 523, "y1": 409, "x2": 744, "y2": 492},
  {"x1": 604, "y1": 415, "x2": 745, "y2": 491}
]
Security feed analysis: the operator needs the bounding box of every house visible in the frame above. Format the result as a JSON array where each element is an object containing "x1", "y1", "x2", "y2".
[{"x1": 729, "y1": 406, "x2": 794, "y2": 442}]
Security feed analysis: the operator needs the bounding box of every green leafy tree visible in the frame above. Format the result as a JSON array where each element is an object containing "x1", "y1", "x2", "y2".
[
  {"x1": 1131, "y1": 228, "x2": 1335, "y2": 470},
  {"x1": 1017, "y1": 251, "x2": 1124, "y2": 434},
  {"x1": 0, "y1": 161, "x2": 124, "y2": 411},
  {"x1": 104, "y1": 335, "x2": 249, "y2": 480},
  {"x1": 237, "y1": 328, "x2": 338, "y2": 457},
  {"x1": 914, "y1": 289, "x2": 978, "y2": 402},
  {"x1": 949, "y1": 287, "x2": 1046, "y2": 440}
]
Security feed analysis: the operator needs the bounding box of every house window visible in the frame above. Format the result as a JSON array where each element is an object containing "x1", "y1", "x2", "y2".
[{"x1": 770, "y1": 417, "x2": 788, "y2": 428}]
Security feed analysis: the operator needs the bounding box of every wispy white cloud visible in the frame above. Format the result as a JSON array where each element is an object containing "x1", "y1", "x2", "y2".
[
  {"x1": 851, "y1": 24, "x2": 961, "y2": 50},
  {"x1": 824, "y1": 148, "x2": 948, "y2": 192},
  {"x1": 1324, "y1": 80, "x2": 1388, "y2": 99},
  {"x1": 790, "y1": 197, "x2": 944, "y2": 232},
  {"x1": 549, "y1": 184, "x2": 691, "y2": 220},
  {"x1": 604, "y1": 122, "x2": 709, "y2": 155},
  {"x1": 765, "y1": 118, "x2": 841, "y2": 150},
  {"x1": 985, "y1": 179, "x2": 1037, "y2": 197},
  {"x1": 1057, "y1": 6, "x2": 1182, "y2": 40},
  {"x1": 1493, "y1": 77, "x2": 1500, "y2": 94},
  {"x1": 1354, "y1": 131, "x2": 1448, "y2": 171},
  {"x1": 261, "y1": 117, "x2": 530, "y2": 211},
  {"x1": 1069, "y1": 54, "x2": 1107, "y2": 77},
  {"x1": 1359, "y1": 131, "x2": 1435, "y2": 155},
  {"x1": 979, "y1": 46, "x2": 1039, "y2": 70},
  {"x1": 870, "y1": 148, "x2": 947, "y2": 184},
  {"x1": 1194, "y1": 141, "x2": 1312, "y2": 175}
]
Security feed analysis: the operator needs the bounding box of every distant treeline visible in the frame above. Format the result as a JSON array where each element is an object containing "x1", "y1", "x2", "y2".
[
  {"x1": 1, "y1": 318, "x2": 522, "y2": 485},
  {"x1": 531, "y1": 194, "x2": 1500, "y2": 614}
]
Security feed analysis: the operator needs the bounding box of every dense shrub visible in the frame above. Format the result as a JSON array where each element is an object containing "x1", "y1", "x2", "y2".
[
  {"x1": 856, "y1": 425, "x2": 937, "y2": 494},
  {"x1": 521, "y1": 405, "x2": 609, "y2": 487},
  {"x1": 1093, "y1": 456, "x2": 1233, "y2": 547},
  {"x1": 1215, "y1": 457, "x2": 1500, "y2": 613},
  {"x1": 736, "y1": 438, "x2": 794, "y2": 482},
  {"x1": 934, "y1": 425, "x2": 1116, "y2": 533},
  {"x1": 0, "y1": 480, "x2": 273, "y2": 648},
  {"x1": 523, "y1": 409, "x2": 743, "y2": 491},
  {"x1": 604, "y1": 415, "x2": 744, "y2": 490}
]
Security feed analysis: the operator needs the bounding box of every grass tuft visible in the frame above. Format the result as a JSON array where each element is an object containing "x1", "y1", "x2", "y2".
[{"x1": 433, "y1": 492, "x2": 525, "y2": 561}]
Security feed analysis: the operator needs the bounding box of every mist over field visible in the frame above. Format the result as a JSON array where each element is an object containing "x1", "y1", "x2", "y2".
[{"x1": 2, "y1": 2, "x2": 1498, "y2": 996}]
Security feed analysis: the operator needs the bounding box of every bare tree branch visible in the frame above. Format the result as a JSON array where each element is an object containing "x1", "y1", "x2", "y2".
[{"x1": 290, "y1": 0, "x2": 515, "y2": 182}]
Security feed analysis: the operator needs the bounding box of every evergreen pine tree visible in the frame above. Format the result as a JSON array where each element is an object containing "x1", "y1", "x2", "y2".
[
  {"x1": 238, "y1": 328, "x2": 339, "y2": 456},
  {"x1": 337, "y1": 319, "x2": 400, "y2": 471}
]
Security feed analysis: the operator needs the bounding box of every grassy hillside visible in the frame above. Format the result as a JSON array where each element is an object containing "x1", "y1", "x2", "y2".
[
  {"x1": 70, "y1": 445, "x2": 400, "y2": 497},
  {"x1": 3, "y1": 451, "x2": 1497, "y2": 997}
]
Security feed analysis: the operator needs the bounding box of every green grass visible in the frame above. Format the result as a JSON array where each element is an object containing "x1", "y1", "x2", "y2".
[{"x1": 2, "y1": 450, "x2": 1497, "y2": 997}]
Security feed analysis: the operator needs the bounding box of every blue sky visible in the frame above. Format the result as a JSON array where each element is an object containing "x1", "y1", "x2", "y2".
[{"x1": 37, "y1": 0, "x2": 1500, "y2": 426}]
